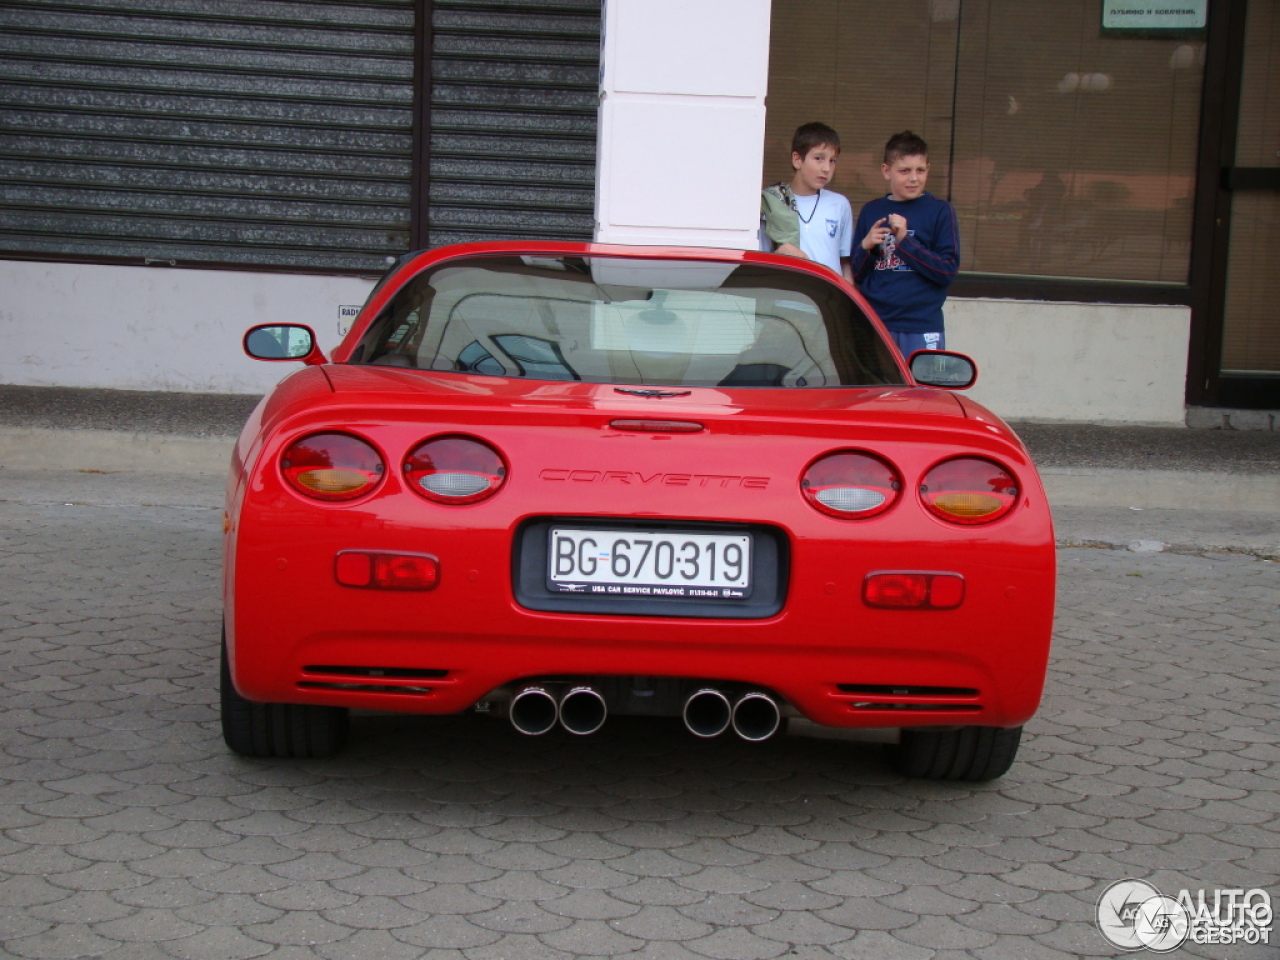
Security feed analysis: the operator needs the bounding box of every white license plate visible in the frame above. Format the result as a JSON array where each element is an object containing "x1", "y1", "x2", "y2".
[{"x1": 548, "y1": 528, "x2": 752, "y2": 599}]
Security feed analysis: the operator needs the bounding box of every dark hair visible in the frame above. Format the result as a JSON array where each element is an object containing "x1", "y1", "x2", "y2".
[
  {"x1": 883, "y1": 130, "x2": 928, "y2": 164},
  {"x1": 791, "y1": 122, "x2": 841, "y2": 159}
]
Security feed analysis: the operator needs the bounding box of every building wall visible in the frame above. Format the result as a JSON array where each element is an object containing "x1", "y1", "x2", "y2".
[
  {"x1": 0, "y1": 0, "x2": 1193, "y2": 424},
  {"x1": 0, "y1": 260, "x2": 372, "y2": 395},
  {"x1": 948, "y1": 299, "x2": 1190, "y2": 425},
  {"x1": 0, "y1": 258, "x2": 1189, "y2": 425}
]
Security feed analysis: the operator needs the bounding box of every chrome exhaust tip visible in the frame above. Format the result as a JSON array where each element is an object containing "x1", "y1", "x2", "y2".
[
  {"x1": 509, "y1": 684, "x2": 559, "y2": 736},
  {"x1": 559, "y1": 685, "x2": 607, "y2": 735},
  {"x1": 683, "y1": 688, "x2": 732, "y2": 738},
  {"x1": 731, "y1": 691, "x2": 781, "y2": 742}
]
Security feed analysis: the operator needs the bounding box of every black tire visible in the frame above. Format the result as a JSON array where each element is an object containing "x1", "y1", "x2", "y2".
[
  {"x1": 220, "y1": 633, "x2": 348, "y2": 758},
  {"x1": 887, "y1": 725, "x2": 1022, "y2": 781}
]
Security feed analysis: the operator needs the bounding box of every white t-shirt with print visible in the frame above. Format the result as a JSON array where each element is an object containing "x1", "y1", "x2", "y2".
[
  {"x1": 796, "y1": 190, "x2": 852, "y2": 274},
  {"x1": 761, "y1": 189, "x2": 852, "y2": 275}
]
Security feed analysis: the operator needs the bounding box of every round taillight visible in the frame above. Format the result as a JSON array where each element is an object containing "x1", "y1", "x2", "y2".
[
  {"x1": 281, "y1": 433, "x2": 384, "y2": 502},
  {"x1": 404, "y1": 436, "x2": 506, "y2": 504},
  {"x1": 801, "y1": 452, "x2": 900, "y2": 519},
  {"x1": 920, "y1": 457, "x2": 1018, "y2": 525}
]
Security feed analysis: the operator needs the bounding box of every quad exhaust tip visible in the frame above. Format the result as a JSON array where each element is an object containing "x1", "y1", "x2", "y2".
[
  {"x1": 558, "y1": 685, "x2": 607, "y2": 735},
  {"x1": 683, "y1": 688, "x2": 732, "y2": 738},
  {"x1": 731, "y1": 691, "x2": 782, "y2": 742},
  {"x1": 509, "y1": 684, "x2": 559, "y2": 736}
]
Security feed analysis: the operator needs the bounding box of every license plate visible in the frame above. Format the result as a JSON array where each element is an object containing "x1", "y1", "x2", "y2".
[{"x1": 548, "y1": 528, "x2": 752, "y2": 599}]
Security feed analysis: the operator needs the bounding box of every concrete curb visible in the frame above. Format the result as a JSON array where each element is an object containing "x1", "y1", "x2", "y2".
[
  {"x1": 0, "y1": 427, "x2": 231, "y2": 475},
  {"x1": 1039, "y1": 466, "x2": 1280, "y2": 512},
  {"x1": 1055, "y1": 535, "x2": 1279, "y2": 562}
]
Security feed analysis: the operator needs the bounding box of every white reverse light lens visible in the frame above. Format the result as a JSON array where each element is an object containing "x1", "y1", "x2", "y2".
[
  {"x1": 816, "y1": 488, "x2": 887, "y2": 513},
  {"x1": 420, "y1": 472, "x2": 492, "y2": 497}
]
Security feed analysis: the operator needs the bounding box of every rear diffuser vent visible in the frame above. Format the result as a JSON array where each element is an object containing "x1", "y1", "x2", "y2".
[
  {"x1": 834, "y1": 683, "x2": 981, "y2": 712},
  {"x1": 300, "y1": 665, "x2": 449, "y2": 696}
]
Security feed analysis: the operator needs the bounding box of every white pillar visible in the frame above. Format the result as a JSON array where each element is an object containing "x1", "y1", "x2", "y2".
[{"x1": 594, "y1": 0, "x2": 771, "y2": 249}]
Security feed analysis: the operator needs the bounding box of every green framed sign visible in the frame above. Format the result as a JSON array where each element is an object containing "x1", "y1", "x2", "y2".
[{"x1": 1102, "y1": 1, "x2": 1208, "y2": 36}]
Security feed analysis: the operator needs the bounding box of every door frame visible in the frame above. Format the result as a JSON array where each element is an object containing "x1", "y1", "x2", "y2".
[{"x1": 1187, "y1": 0, "x2": 1280, "y2": 408}]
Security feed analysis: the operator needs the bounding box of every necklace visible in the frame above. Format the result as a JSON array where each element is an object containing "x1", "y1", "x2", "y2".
[{"x1": 795, "y1": 190, "x2": 820, "y2": 224}]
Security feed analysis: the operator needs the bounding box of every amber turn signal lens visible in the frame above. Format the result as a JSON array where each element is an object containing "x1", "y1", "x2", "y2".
[
  {"x1": 920, "y1": 457, "x2": 1017, "y2": 525},
  {"x1": 281, "y1": 433, "x2": 384, "y2": 501}
]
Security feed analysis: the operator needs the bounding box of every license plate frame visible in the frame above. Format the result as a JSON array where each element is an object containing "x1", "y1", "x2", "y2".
[{"x1": 547, "y1": 527, "x2": 753, "y2": 600}]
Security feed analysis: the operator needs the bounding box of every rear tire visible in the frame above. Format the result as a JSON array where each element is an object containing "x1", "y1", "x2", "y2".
[
  {"x1": 220, "y1": 633, "x2": 348, "y2": 758},
  {"x1": 888, "y1": 725, "x2": 1022, "y2": 781}
]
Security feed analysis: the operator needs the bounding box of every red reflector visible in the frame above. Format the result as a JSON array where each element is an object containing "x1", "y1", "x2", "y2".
[
  {"x1": 928, "y1": 574, "x2": 965, "y2": 609},
  {"x1": 864, "y1": 572, "x2": 965, "y2": 609},
  {"x1": 335, "y1": 551, "x2": 439, "y2": 591},
  {"x1": 864, "y1": 573, "x2": 929, "y2": 607},
  {"x1": 334, "y1": 552, "x2": 372, "y2": 587}
]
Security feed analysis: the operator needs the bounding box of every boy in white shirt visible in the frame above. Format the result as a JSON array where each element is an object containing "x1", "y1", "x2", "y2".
[{"x1": 760, "y1": 122, "x2": 854, "y2": 282}]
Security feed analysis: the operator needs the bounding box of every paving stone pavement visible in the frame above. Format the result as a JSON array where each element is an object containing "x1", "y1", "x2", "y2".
[{"x1": 0, "y1": 471, "x2": 1276, "y2": 960}]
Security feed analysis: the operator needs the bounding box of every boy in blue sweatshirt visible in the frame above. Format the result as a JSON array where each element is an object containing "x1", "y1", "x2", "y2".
[{"x1": 850, "y1": 131, "x2": 960, "y2": 356}]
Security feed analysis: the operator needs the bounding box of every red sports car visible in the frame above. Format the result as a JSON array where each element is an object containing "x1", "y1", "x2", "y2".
[{"x1": 222, "y1": 241, "x2": 1055, "y2": 780}]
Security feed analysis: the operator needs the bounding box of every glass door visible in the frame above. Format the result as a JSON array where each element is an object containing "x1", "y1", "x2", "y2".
[{"x1": 1214, "y1": 0, "x2": 1280, "y2": 406}]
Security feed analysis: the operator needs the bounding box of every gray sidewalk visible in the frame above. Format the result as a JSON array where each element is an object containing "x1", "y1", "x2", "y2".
[
  {"x1": 1, "y1": 479, "x2": 1276, "y2": 960},
  {"x1": 3, "y1": 384, "x2": 1279, "y2": 558}
]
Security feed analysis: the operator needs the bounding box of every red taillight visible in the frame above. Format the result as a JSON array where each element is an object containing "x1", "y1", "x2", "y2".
[
  {"x1": 335, "y1": 551, "x2": 439, "y2": 591},
  {"x1": 404, "y1": 435, "x2": 506, "y2": 504},
  {"x1": 281, "y1": 433, "x2": 383, "y2": 501},
  {"x1": 920, "y1": 457, "x2": 1018, "y2": 525},
  {"x1": 801, "y1": 452, "x2": 900, "y2": 519},
  {"x1": 864, "y1": 572, "x2": 965, "y2": 609}
]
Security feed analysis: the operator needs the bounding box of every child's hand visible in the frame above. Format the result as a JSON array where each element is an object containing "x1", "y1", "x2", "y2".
[
  {"x1": 861, "y1": 217, "x2": 895, "y2": 252},
  {"x1": 885, "y1": 214, "x2": 906, "y2": 241}
]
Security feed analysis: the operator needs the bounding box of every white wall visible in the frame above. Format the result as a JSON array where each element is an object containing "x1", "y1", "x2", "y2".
[
  {"x1": 594, "y1": 0, "x2": 770, "y2": 248},
  {"x1": 0, "y1": 260, "x2": 1194, "y2": 425},
  {"x1": 947, "y1": 298, "x2": 1190, "y2": 425},
  {"x1": 0, "y1": 260, "x2": 374, "y2": 394}
]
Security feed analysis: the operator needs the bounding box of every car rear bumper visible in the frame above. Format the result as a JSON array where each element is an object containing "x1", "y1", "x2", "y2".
[{"x1": 227, "y1": 573, "x2": 1053, "y2": 730}]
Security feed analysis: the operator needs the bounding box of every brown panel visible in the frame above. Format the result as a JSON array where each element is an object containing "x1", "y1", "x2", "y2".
[
  {"x1": 767, "y1": 0, "x2": 1204, "y2": 285},
  {"x1": 1219, "y1": 0, "x2": 1280, "y2": 374}
]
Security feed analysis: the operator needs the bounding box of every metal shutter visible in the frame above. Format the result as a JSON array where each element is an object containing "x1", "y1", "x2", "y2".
[
  {"x1": 0, "y1": 0, "x2": 601, "y2": 272},
  {"x1": 0, "y1": 0, "x2": 416, "y2": 273},
  {"x1": 424, "y1": 0, "x2": 600, "y2": 246}
]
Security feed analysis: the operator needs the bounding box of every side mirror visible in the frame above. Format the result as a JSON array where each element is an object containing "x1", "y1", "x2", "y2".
[
  {"x1": 909, "y1": 350, "x2": 977, "y2": 390},
  {"x1": 243, "y1": 324, "x2": 327, "y2": 365}
]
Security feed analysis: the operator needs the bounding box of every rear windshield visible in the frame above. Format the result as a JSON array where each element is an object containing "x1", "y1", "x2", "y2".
[{"x1": 348, "y1": 254, "x2": 904, "y2": 388}]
